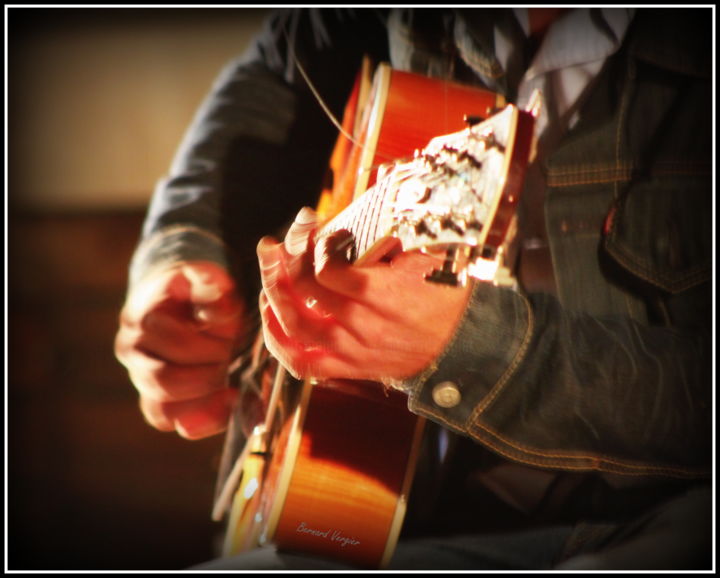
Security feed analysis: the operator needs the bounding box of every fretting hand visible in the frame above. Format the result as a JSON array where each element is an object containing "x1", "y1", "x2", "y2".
[{"x1": 257, "y1": 207, "x2": 474, "y2": 383}]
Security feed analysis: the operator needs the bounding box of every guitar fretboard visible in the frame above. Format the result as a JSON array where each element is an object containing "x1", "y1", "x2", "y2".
[
  {"x1": 316, "y1": 178, "x2": 394, "y2": 263},
  {"x1": 314, "y1": 103, "x2": 533, "y2": 276}
]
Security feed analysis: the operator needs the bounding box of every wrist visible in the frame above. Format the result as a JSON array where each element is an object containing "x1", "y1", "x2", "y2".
[{"x1": 129, "y1": 225, "x2": 231, "y2": 291}]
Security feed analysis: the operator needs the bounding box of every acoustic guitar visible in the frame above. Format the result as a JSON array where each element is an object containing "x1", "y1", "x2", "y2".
[{"x1": 212, "y1": 61, "x2": 537, "y2": 569}]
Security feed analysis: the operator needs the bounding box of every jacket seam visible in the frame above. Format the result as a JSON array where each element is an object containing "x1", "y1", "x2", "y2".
[
  {"x1": 413, "y1": 405, "x2": 468, "y2": 433},
  {"x1": 547, "y1": 160, "x2": 710, "y2": 176},
  {"x1": 469, "y1": 421, "x2": 707, "y2": 478},
  {"x1": 469, "y1": 290, "x2": 535, "y2": 420},
  {"x1": 547, "y1": 162, "x2": 711, "y2": 187},
  {"x1": 614, "y1": 59, "x2": 631, "y2": 200},
  {"x1": 605, "y1": 241, "x2": 710, "y2": 292},
  {"x1": 405, "y1": 282, "x2": 484, "y2": 433}
]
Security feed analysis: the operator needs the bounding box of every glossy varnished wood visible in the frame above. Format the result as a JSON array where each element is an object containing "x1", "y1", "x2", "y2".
[
  {"x1": 223, "y1": 63, "x2": 507, "y2": 568},
  {"x1": 272, "y1": 381, "x2": 421, "y2": 567},
  {"x1": 366, "y1": 69, "x2": 503, "y2": 190}
]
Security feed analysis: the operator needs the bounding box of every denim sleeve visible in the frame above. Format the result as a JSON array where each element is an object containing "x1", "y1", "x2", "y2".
[
  {"x1": 403, "y1": 281, "x2": 712, "y2": 479},
  {"x1": 128, "y1": 9, "x2": 389, "y2": 303}
]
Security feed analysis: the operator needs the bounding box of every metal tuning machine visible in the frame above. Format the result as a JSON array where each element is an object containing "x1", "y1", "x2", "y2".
[{"x1": 425, "y1": 244, "x2": 469, "y2": 287}]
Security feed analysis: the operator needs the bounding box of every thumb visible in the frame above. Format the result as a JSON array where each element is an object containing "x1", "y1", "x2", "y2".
[
  {"x1": 179, "y1": 263, "x2": 243, "y2": 328},
  {"x1": 284, "y1": 206, "x2": 317, "y2": 257}
]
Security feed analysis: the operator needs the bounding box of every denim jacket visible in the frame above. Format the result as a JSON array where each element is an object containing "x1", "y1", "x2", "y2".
[
  {"x1": 130, "y1": 9, "x2": 712, "y2": 491},
  {"x1": 402, "y1": 9, "x2": 713, "y2": 483}
]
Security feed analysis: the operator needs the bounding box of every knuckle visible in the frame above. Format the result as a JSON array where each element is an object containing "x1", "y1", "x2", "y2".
[
  {"x1": 175, "y1": 417, "x2": 224, "y2": 440},
  {"x1": 138, "y1": 397, "x2": 174, "y2": 432},
  {"x1": 113, "y1": 332, "x2": 131, "y2": 363},
  {"x1": 133, "y1": 363, "x2": 214, "y2": 404}
]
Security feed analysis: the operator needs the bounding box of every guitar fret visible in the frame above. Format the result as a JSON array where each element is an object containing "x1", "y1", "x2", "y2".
[
  {"x1": 344, "y1": 204, "x2": 359, "y2": 238},
  {"x1": 357, "y1": 191, "x2": 374, "y2": 256},
  {"x1": 355, "y1": 193, "x2": 373, "y2": 258},
  {"x1": 317, "y1": 103, "x2": 532, "y2": 281},
  {"x1": 318, "y1": 195, "x2": 367, "y2": 262},
  {"x1": 373, "y1": 179, "x2": 390, "y2": 246},
  {"x1": 221, "y1": 68, "x2": 535, "y2": 571},
  {"x1": 362, "y1": 185, "x2": 385, "y2": 256},
  {"x1": 367, "y1": 184, "x2": 386, "y2": 250},
  {"x1": 353, "y1": 200, "x2": 367, "y2": 240},
  {"x1": 335, "y1": 204, "x2": 354, "y2": 240}
]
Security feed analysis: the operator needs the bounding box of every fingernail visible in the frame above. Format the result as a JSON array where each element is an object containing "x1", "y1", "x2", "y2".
[
  {"x1": 285, "y1": 215, "x2": 316, "y2": 257},
  {"x1": 256, "y1": 237, "x2": 278, "y2": 260},
  {"x1": 295, "y1": 207, "x2": 317, "y2": 225}
]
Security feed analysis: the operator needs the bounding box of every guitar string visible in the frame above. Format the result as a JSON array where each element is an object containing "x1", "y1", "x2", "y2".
[
  {"x1": 282, "y1": 20, "x2": 400, "y2": 175},
  {"x1": 283, "y1": 18, "x2": 502, "y2": 253},
  {"x1": 280, "y1": 18, "x2": 386, "y2": 253},
  {"x1": 355, "y1": 189, "x2": 373, "y2": 256},
  {"x1": 361, "y1": 187, "x2": 379, "y2": 254},
  {"x1": 282, "y1": 19, "x2": 361, "y2": 148}
]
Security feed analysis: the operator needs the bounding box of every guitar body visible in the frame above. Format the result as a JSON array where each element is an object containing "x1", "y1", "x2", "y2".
[
  {"x1": 318, "y1": 63, "x2": 505, "y2": 223},
  {"x1": 257, "y1": 378, "x2": 424, "y2": 568},
  {"x1": 219, "y1": 64, "x2": 513, "y2": 568}
]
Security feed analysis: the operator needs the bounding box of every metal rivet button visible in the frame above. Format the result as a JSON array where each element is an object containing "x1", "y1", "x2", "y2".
[{"x1": 432, "y1": 381, "x2": 461, "y2": 408}]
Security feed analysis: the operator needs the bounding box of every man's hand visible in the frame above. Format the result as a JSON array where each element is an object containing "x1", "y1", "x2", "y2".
[
  {"x1": 257, "y1": 208, "x2": 474, "y2": 383},
  {"x1": 115, "y1": 261, "x2": 245, "y2": 439}
]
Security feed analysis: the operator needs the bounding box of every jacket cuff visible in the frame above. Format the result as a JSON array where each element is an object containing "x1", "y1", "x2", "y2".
[
  {"x1": 403, "y1": 281, "x2": 534, "y2": 432},
  {"x1": 128, "y1": 225, "x2": 231, "y2": 289}
]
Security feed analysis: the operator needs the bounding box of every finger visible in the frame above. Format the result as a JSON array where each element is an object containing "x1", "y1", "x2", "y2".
[
  {"x1": 116, "y1": 295, "x2": 236, "y2": 367},
  {"x1": 257, "y1": 238, "x2": 305, "y2": 336},
  {"x1": 118, "y1": 317, "x2": 234, "y2": 366},
  {"x1": 139, "y1": 387, "x2": 235, "y2": 439},
  {"x1": 259, "y1": 259, "x2": 371, "y2": 356},
  {"x1": 260, "y1": 288, "x2": 436, "y2": 382},
  {"x1": 259, "y1": 290, "x2": 358, "y2": 380},
  {"x1": 314, "y1": 229, "x2": 369, "y2": 297},
  {"x1": 169, "y1": 262, "x2": 237, "y2": 303},
  {"x1": 257, "y1": 236, "x2": 286, "y2": 291},
  {"x1": 312, "y1": 231, "x2": 407, "y2": 322},
  {"x1": 258, "y1": 283, "x2": 353, "y2": 354},
  {"x1": 138, "y1": 395, "x2": 175, "y2": 432},
  {"x1": 258, "y1": 234, "x2": 370, "y2": 347},
  {"x1": 177, "y1": 265, "x2": 244, "y2": 337},
  {"x1": 259, "y1": 290, "x2": 312, "y2": 378},
  {"x1": 124, "y1": 353, "x2": 229, "y2": 403},
  {"x1": 123, "y1": 263, "x2": 244, "y2": 340},
  {"x1": 257, "y1": 236, "x2": 330, "y2": 324},
  {"x1": 259, "y1": 288, "x2": 328, "y2": 354},
  {"x1": 284, "y1": 207, "x2": 317, "y2": 257}
]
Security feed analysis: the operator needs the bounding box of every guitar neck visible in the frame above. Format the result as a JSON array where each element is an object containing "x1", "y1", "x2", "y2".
[
  {"x1": 316, "y1": 178, "x2": 395, "y2": 265},
  {"x1": 314, "y1": 103, "x2": 534, "y2": 278}
]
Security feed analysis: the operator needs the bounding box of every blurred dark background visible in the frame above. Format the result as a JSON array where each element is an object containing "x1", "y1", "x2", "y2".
[{"x1": 7, "y1": 7, "x2": 270, "y2": 571}]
